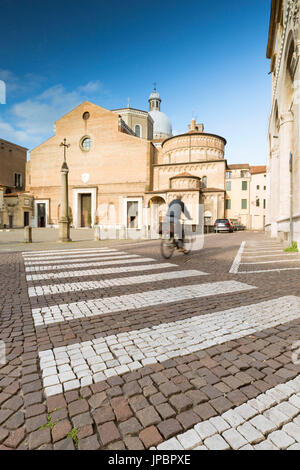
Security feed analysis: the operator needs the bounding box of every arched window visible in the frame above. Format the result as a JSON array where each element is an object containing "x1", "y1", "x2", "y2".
[
  {"x1": 135, "y1": 125, "x2": 141, "y2": 137},
  {"x1": 202, "y1": 176, "x2": 207, "y2": 188}
]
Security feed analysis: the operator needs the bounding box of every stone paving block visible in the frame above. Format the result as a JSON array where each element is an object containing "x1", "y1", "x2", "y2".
[
  {"x1": 288, "y1": 395, "x2": 300, "y2": 409},
  {"x1": 250, "y1": 415, "x2": 277, "y2": 435},
  {"x1": 156, "y1": 403, "x2": 176, "y2": 420},
  {"x1": 124, "y1": 436, "x2": 145, "y2": 450},
  {"x1": 208, "y1": 416, "x2": 230, "y2": 433},
  {"x1": 53, "y1": 437, "x2": 75, "y2": 450},
  {"x1": 194, "y1": 403, "x2": 217, "y2": 420},
  {"x1": 235, "y1": 403, "x2": 258, "y2": 421},
  {"x1": 128, "y1": 395, "x2": 148, "y2": 412},
  {"x1": 5, "y1": 411, "x2": 25, "y2": 430},
  {"x1": 222, "y1": 428, "x2": 248, "y2": 450},
  {"x1": 204, "y1": 434, "x2": 231, "y2": 450},
  {"x1": 282, "y1": 422, "x2": 300, "y2": 442},
  {"x1": 194, "y1": 421, "x2": 216, "y2": 440},
  {"x1": 3, "y1": 428, "x2": 25, "y2": 449},
  {"x1": 68, "y1": 399, "x2": 89, "y2": 417},
  {"x1": 268, "y1": 430, "x2": 295, "y2": 450},
  {"x1": 26, "y1": 414, "x2": 47, "y2": 432},
  {"x1": 237, "y1": 422, "x2": 264, "y2": 444},
  {"x1": 222, "y1": 409, "x2": 245, "y2": 428},
  {"x1": 157, "y1": 437, "x2": 184, "y2": 450},
  {"x1": 119, "y1": 417, "x2": 143, "y2": 436},
  {"x1": 78, "y1": 435, "x2": 100, "y2": 450},
  {"x1": 72, "y1": 412, "x2": 93, "y2": 428},
  {"x1": 52, "y1": 419, "x2": 72, "y2": 443},
  {"x1": 254, "y1": 440, "x2": 279, "y2": 450},
  {"x1": 136, "y1": 406, "x2": 161, "y2": 427},
  {"x1": 209, "y1": 396, "x2": 232, "y2": 414},
  {"x1": 264, "y1": 407, "x2": 290, "y2": 427},
  {"x1": 157, "y1": 419, "x2": 182, "y2": 439},
  {"x1": 177, "y1": 429, "x2": 202, "y2": 450},
  {"x1": 98, "y1": 421, "x2": 121, "y2": 446},
  {"x1": 139, "y1": 426, "x2": 162, "y2": 448},
  {"x1": 169, "y1": 394, "x2": 193, "y2": 412},
  {"x1": 2, "y1": 396, "x2": 23, "y2": 411},
  {"x1": 276, "y1": 402, "x2": 299, "y2": 420},
  {"x1": 29, "y1": 428, "x2": 51, "y2": 450},
  {"x1": 177, "y1": 410, "x2": 200, "y2": 430},
  {"x1": 0, "y1": 410, "x2": 14, "y2": 425}
]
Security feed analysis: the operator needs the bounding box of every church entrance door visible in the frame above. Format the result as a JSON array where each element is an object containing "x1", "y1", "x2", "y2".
[{"x1": 80, "y1": 194, "x2": 91, "y2": 227}]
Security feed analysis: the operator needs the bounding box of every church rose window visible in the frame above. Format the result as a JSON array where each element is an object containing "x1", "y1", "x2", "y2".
[{"x1": 81, "y1": 137, "x2": 92, "y2": 151}]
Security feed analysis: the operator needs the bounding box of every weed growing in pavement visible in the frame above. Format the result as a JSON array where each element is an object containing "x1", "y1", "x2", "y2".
[
  {"x1": 67, "y1": 428, "x2": 79, "y2": 449},
  {"x1": 284, "y1": 242, "x2": 299, "y2": 252},
  {"x1": 39, "y1": 414, "x2": 58, "y2": 430}
]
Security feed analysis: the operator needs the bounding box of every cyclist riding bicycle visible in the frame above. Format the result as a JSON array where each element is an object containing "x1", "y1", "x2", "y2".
[{"x1": 165, "y1": 195, "x2": 192, "y2": 250}]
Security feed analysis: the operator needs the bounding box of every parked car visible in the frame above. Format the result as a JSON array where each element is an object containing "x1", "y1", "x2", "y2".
[{"x1": 214, "y1": 219, "x2": 234, "y2": 233}]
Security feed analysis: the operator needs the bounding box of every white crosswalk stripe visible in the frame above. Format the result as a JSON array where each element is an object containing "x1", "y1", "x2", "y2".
[
  {"x1": 25, "y1": 257, "x2": 156, "y2": 272},
  {"x1": 28, "y1": 270, "x2": 208, "y2": 297},
  {"x1": 24, "y1": 253, "x2": 140, "y2": 266},
  {"x1": 38, "y1": 295, "x2": 299, "y2": 396},
  {"x1": 26, "y1": 263, "x2": 177, "y2": 281},
  {"x1": 31, "y1": 281, "x2": 255, "y2": 326},
  {"x1": 22, "y1": 248, "x2": 116, "y2": 257}
]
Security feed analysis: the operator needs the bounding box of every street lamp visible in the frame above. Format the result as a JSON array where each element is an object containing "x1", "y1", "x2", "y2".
[{"x1": 58, "y1": 138, "x2": 72, "y2": 242}]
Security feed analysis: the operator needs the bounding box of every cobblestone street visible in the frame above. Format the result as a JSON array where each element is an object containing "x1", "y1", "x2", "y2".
[{"x1": 1, "y1": 232, "x2": 300, "y2": 450}]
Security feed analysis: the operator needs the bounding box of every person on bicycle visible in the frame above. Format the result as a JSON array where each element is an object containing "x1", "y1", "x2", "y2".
[{"x1": 165, "y1": 195, "x2": 192, "y2": 250}]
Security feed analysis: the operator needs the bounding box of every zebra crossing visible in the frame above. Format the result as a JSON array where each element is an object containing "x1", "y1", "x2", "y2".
[
  {"x1": 22, "y1": 245, "x2": 300, "y2": 449},
  {"x1": 230, "y1": 240, "x2": 300, "y2": 274}
]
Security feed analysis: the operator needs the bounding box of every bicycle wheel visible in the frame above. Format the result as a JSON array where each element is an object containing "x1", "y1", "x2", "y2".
[
  {"x1": 161, "y1": 238, "x2": 175, "y2": 259},
  {"x1": 183, "y1": 236, "x2": 193, "y2": 255}
]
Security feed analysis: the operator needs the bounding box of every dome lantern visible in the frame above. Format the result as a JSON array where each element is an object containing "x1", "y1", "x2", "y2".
[
  {"x1": 148, "y1": 87, "x2": 172, "y2": 139},
  {"x1": 148, "y1": 87, "x2": 161, "y2": 112}
]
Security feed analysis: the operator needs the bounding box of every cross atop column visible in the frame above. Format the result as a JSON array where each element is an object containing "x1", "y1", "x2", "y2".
[
  {"x1": 153, "y1": 82, "x2": 157, "y2": 90},
  {"x1": 60, "y1": 138, "x2": 70, "y2": 163}
]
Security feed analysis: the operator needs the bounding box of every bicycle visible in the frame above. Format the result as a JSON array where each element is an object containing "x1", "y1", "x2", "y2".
[{"x1": 160, "y1": 223, "x2": 193, "y2": 259}]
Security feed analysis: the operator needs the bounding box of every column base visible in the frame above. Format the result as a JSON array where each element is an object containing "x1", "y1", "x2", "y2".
[{"x1": 58, "y1": 220, "x2": 72, "y2": 243}]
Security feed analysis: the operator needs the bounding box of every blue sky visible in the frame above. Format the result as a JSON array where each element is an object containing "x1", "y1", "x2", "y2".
[{"x1": 0, "y1": 0, "x2": 271, "y2": 164}]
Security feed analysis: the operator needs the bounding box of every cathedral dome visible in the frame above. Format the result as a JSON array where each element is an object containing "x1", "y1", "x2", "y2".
[{"x1": 149, "y1": 109, "x2": 172, "y2": 139}]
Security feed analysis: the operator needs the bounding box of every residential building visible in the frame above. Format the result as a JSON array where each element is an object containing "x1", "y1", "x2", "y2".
[
  {"x1": 250, "y1": 166, "x2": 267, "y2": 230},
  {"x1": 0, "y1": 138, "x2": 34, "y2": 228}
]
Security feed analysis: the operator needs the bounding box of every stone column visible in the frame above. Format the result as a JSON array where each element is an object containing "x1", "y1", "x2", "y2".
[
  {"x1": 279, "y1": 111, "x2": 294, "y2": 221},
  {"x1": 58, "y1": 161, "x2": 71, "y2": 242}
]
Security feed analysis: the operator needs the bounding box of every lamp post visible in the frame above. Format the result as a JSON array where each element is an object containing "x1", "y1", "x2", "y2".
[{"x1": 58, "y1": 138, "x2": 72, "y2": 242}]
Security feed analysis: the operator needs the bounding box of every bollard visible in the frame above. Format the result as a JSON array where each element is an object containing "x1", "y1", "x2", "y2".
[
  {"x1": 94, "y1": 226, "x2": 100, "y2": 241},
  {"x1": 24, "y1": 226, "x2": 32, "y2": 243}
]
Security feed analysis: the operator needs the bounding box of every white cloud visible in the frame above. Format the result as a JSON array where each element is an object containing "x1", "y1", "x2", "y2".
[
  {"x1": 0, "y1": 79, "x2": 105, "y2": 150},
  {"x1": 0, "y1": 69, "x2": 46, "y2": 96}
]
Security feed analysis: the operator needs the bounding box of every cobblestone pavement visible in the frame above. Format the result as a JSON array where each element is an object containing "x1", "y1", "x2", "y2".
[{"x1": 1, "y1": 231, "x2": 300, "y2": 450}]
